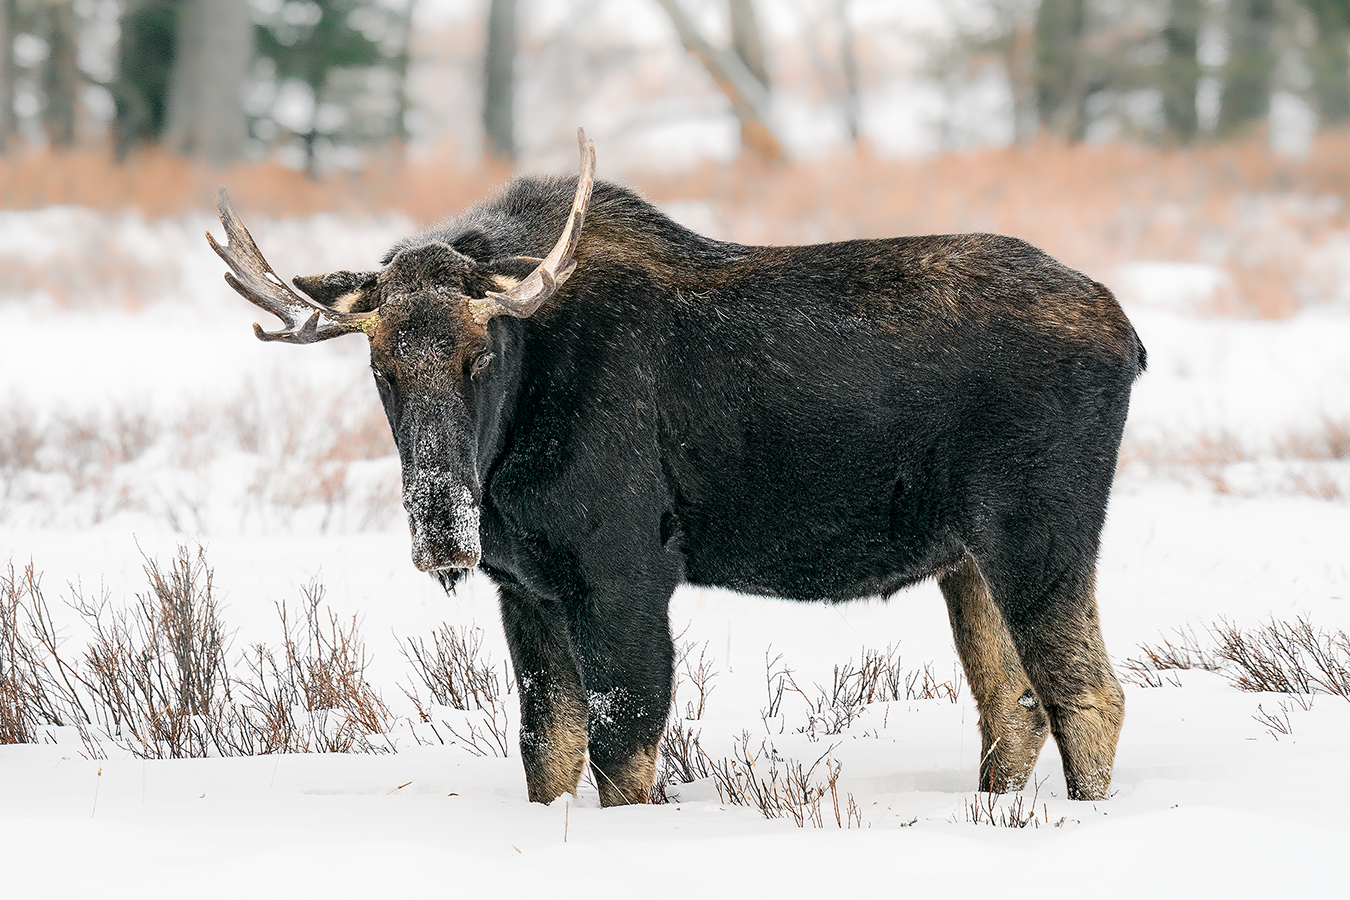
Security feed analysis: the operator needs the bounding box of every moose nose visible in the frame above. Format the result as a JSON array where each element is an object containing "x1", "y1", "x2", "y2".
[{"x1": 408, "y1": 509, "x2": 481, "y2": 571}]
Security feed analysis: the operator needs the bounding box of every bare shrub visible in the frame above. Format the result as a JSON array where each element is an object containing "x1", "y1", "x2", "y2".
[
  {"x1": 1212, "y1": 617, "x2": 1350, "y2": 698},
  {"x1": 904, "y1": 662, "x2": 965, "y2": 703},
  {"x1": 399, "y1": 623, "x2": 502, "y2": 712},
  {"x1": 1283, "y1": 471, "x2": 1345, "y2": 501},
  {"x1": 84, "y1": 548, "x2": 232, "y2": 756},
  {"x1": 0, "y1": 405, "x2": 42, "y2": 491},
  {"x1": 235, "y1": 386, "x2": 397, "y2": 533},
  {"x1": 653, "y1": 640, "x2": 717, "y2": 799},
  {"x1": 705, "y1": 732, "x2": 860, "y2": 828},
  {"x1": 0, "y1": 563, "x2": 95, "y2": 731},
  {"x1": 1, "y1": 551, "x2": 395, "y2": 757},
  {"x1": 962, "y1": 777, "x2": 1062, "y2": 828},
  {"x1": 1123, "y1": 618, "x2": 1350, "y2": 700},
  {"x1": 0, "y1": 562, "x2": 47, "y2": 744},
  {"x1": 657, "y1": 716, "x2": 713, "y2": 787},
  {"x1": 1121, "y1": 625, "x2": 1220, "y2": 687},
  {"x1": 1276, "y1": 417, "x2": 1350, "y2": 461},
  {"x1": 438, "y1": 703, "x2": 511, "y2": 758},
  {"x1": 0, "y1": 380, "x2": 400, "y2": 532},
  {"x1": 1118, "y1": 425, "x2": 1350, "y2": 501},
  {"x1": 398, "y1": 622, "x2": 512, "y2": 757},
  {"x1": 761, "y1": 646, "x2": 960, "y2": 740},
  {"x1": 761, "y1": 649, "x2": 793, "y2": 724},
  {"x1": 1251, "y1": 698, "x2": 1311, "y2": 740},
  {"x1": 230, "y1": 581, "x2": 394, "y2": 755},
  {"x1": 676, "y1": 639, "x2": 718, "y2": 720},
  {"x1": 40, "y1": 546, "x2": 233, "y2": 758}
]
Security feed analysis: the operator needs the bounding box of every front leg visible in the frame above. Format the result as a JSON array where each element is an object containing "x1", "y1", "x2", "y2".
[
  {"x1": 498, "y1": 584, "x2": 589, "y2": 804},
  {"x1": 573, "y1": 590, "x2": 675, "y2": 807}
]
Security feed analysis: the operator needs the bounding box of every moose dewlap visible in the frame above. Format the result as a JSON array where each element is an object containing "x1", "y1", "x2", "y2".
[{"x1": 209, "y1": 129, "x2": 1146, "y2": 806}]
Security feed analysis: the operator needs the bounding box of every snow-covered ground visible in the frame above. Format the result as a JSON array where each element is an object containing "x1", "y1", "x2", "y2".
[{"x1": 1, "y1": 205, "x2": 1348, "y2": 898}]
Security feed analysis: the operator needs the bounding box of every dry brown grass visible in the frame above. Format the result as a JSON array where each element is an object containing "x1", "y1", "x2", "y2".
[
  {"x1": 1119, "y1": 419, "x2": 1350, "y2": 500},
  {"x1": 4, "y1": 134, "x2": 1349, "y2": 317},
  {"x1": 0, "y1": 383, "x2": 398, "y2": 532},
  {"x1": 1122, "y1": 617, "x2": 1350, "y2": 698},
  {"x1": 1, "y1": 549, "x2": 397, "y2": 756},
  {"x1": 0, "y1": 143, "x2": 508, "y2": 222}
]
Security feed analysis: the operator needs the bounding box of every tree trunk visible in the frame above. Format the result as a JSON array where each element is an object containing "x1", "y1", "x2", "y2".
[
  {"x1": 0, "y1": 0, "x2": 11, "y2": 150},
  {"x1": 163, "y1": 0, "x2": 253, "y2": 164},
  {"x1": 729, "y1": 0, "x2": 768, "y2": 90},
  {"x1": 483, "y1": 0, "x2": 517, "y2": 163},
  {"x1": 392, "y1": 0, "x2": 415, "y2": 144},
  {"x1": 1002, "y1": 2, "x2": 1037, "y2": 146},
  {"x1": 1215, "y1": 0, "x2": 1278, "y2": 138},
  {"x1": 729, "y1": 0, "x2": 770, "y2": 152},
  {"x1": 1034, "y1": 0, "x2": 1090, "y2": 142},
  {"x1": 113, "y1": 0, "x2": 181, "y2": 159},
  {"x1": 42, "y1": 0, "x2": 79, "y2": 148},
  {"x1": 654, "y1": 0, "x2": 786, "y2": 162},
  {"x1": 1160, "y1": 0, "x2": 1201, "y2": 144},
  {"x1": 834, "y1": 0, "x2": 861, "y2": 147},
  {"x1": 1307, "y1": 0, "x2": 1350, "y2": 127}
]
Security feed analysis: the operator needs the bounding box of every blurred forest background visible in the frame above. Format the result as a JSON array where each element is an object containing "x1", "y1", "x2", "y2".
[
  {"x1": 1, "y1": 2, "x2": 1348, "y2": 550},
  {"x1": 0, "y1": 0, "x2": 1349, "y2": 316}
]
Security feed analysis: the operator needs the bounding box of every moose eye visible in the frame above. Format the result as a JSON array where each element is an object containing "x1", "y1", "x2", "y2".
[
  {"x1": 371, "y1": 366, "x2": 391, "y2": 387},
  {"x1": 470, "y1": 352, "x2": 494, "y2": 379}
]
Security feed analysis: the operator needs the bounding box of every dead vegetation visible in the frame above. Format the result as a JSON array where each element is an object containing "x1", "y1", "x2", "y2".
[
  {"x1": 652, "y1": 639, "x2": 962, "y2": 822},
  {"x1": 0, "y1": 548, "x2": 396, "y2": 757},
  {"x1": 4, "y1": 134, "x2": 1350, "y2": 319},
  {"x1": 1124, "y1": 617, "x2": 1350, "y2": 698},
  {"x1": 0, "y1": 382, "x2": 398, "y2": 533},
  {"x1": 399, "y1": 623, "x2": 514, "y2": 757},
  {"x1": 1118, "y1": 418, "x2": 1350, "y2": 500},
  {"x1": 703, "y1": 733, "x2": 862, "y2": 828},
  {"x1": 760, "y1": 646, "x2": 962, "y2": 739},
  {"x1": 960, "y1": 777, "x2": 1065, "y2": 829}
]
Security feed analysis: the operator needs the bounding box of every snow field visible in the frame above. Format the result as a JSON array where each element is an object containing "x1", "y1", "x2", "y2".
[{"x1": 1, "y1": 205, "x2": 1348, "y2": 897}]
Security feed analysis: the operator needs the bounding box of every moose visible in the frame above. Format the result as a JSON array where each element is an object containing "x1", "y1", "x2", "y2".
[{"x1": 208, "y1": 129, "x2": 1145, "y2": 807}]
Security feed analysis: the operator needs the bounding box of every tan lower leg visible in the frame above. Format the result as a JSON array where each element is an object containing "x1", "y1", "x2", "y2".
[
  {"x1": 941, "y1": 552, "x2": 1050, "y2": 792},
  {"x1": 522, "y1": 704, "x2": 588, "y2": 804},
  {"x1": 593, "y1": 744, "x2": 658, "y2": 807},
  {"x1": 1048, "y1": 680, "x2": 1125, "y2": 801}
]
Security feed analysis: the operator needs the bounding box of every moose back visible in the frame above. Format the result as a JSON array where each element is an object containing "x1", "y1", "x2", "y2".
[{"x1": 208, "y1": 130, "x2": 1145, "y2": 806}]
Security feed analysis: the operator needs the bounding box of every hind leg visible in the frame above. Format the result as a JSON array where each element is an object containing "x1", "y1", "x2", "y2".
[
  {"x1": 940, "y1": 551, "x2": 1050, "y2": 793},
  {"x1": 978, "y1": 553, "x2": 1124, "y2": 801}
]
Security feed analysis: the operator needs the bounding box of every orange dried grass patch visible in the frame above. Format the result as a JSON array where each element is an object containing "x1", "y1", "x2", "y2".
[
  {"x1": 0, "y1": 143, "x2": 508, "y2": 222},
  {"x1": 4, "y1": 133, "x2": 1349, "y2": 317}
]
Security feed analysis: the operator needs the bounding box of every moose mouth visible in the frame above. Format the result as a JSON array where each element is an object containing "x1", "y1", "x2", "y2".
[{"x1": 405, "y1": 479, "x2": 482, "y2": 571}]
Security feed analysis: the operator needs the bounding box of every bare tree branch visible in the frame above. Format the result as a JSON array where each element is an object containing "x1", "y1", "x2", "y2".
[{"x1": 653, "y1": 0, "x2": 786, "y2": 162}]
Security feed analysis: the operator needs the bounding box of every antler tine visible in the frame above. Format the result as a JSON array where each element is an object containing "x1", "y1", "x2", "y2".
[
  {"x1": 206, "y1": 187, "x2": 377, "y2": 343},
  {"x1": 469, "y1": 127, "x2": 596, "y2": 324}
]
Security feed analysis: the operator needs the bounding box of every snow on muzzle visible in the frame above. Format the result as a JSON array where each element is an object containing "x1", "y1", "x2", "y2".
[
  {"x1": 400, "y1": 407, "x2": 482, "y2": 571},
  {"x1": 404, "y1": 474, "x2": 481, "y2": 570}
]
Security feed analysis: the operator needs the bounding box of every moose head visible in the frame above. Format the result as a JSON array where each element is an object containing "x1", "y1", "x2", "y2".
[{"x1": 207, "y1": 130, "x2": 596, "y2": 576}]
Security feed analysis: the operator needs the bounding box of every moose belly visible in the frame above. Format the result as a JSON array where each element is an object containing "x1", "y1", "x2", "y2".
[{"x1": 667, "y1": 420, "x2": 962, "y2": 602}]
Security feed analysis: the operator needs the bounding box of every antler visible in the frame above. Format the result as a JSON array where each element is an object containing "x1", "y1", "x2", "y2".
[
  {"x1": 206, "y1": 187, "x2": 379, "y2": 343},
  {"x1": 468, "y1": 127, "x2": 596, "y2": 324}
]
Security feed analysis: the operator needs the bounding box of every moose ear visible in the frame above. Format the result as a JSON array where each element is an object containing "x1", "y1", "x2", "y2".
[{"x1": 292, "y1": 270, "x2": 381, "y2": 313}]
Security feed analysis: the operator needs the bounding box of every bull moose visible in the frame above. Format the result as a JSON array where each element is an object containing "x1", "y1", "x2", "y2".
[{"x1": 208, "y1": 129, "x2": 1145, "y2": 806}]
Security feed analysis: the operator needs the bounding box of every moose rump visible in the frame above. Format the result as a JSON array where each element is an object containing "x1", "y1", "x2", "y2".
[{"x1": 209, "y1": 129, "x2": 1144, "y2": 808}]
